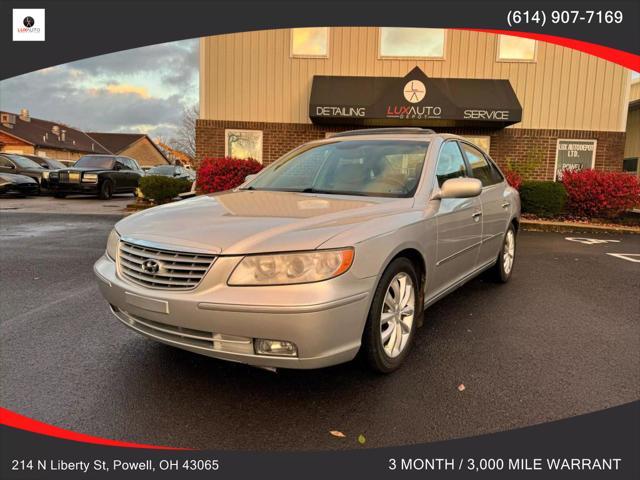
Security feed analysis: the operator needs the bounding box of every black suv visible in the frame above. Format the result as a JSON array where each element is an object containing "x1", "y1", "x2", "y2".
[{"x1": 49, "y1": 154, "x2": 143, "y2": 199}]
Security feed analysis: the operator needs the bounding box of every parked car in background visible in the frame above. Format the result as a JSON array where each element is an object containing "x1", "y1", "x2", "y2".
[
  {"x1": 0, "y1": 154, "x2": 46, "y2": 193},
  {"x1": 95, "y1": 128, "x2": 520, "y2": 373},
  {"x1": 22, "y1": 155, "x2": 66, "y2": 171},
  {"x1": 0, "y1": 173, "x2": 39, "y2": 197},
  {"x1": 18, "y1": 155, "x2": 66, "y2": 191},
  {"x1": 49, "y1": 154, "x2": 144, "y2": 199},
  {"x1": 147, "y1": 164, "x2": 196, "y2": 181}
]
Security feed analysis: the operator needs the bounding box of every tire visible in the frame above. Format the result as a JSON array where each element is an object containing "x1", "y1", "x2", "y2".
[
  {"x1": 53, "y1": 192, "x2": 66, "y2": 199},
  {"x1": 362, "y1": 257, "x2": 419, "y2": 373},
  {"x1": 98, "y1": 180, "x2": 113, "y2": 200},
  {"x1": 490, "y1": 223, "x2": 516, "y2": 283}
]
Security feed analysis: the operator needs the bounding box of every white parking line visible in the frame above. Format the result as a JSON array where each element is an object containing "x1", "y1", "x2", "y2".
[
  {"x1": 605, "y1": 253, "x2": 640, "y2": 263},
  {"x1": 565, "y1": 237, "x2": 621, "y2": 245}
]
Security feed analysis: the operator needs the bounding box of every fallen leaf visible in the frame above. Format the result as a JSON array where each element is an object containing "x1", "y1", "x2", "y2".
[
  {"x1": 457, "y1": 383, "x2": 466, "y2": 392},
  {"x1": 358, "y1": 434, "x2": 366, "y2": 445},
  {"x1": 329, "y1": 430, "x2": 346, "y2": 438}
]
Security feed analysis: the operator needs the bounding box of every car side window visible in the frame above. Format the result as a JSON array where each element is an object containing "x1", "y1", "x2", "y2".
[
  {"x1": 0, "y1": 156, "x2": 14, "y2": 168},
  {"x1": 115, "y1": 159, "x2": 127, "y2": 170},
  {"x1": 485, "y1": 155, "x2": 504, "y2": 184},
  {"x1": 435, "y1": 141, "x2": 468, "y2": 187},
  {"x1": 461, "y1": 143, "x2": 500, "y2": 187},
  {"x1": 130, "y1": 159, "x2": 142, "y2": 171}
]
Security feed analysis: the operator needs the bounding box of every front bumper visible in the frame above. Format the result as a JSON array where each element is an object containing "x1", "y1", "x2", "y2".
[
  {"x1": 0, "y1": 183, "x2": 39, "y2": 196},
  {"x1": 94, "y1": 255, "x2": 375, "y2": 369},
  {"x1": 49, "y1": 182, "x2": 99, "y2": 194}
]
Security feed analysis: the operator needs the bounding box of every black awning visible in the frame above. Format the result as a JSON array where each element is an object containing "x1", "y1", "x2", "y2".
[{"x1": 309, "y1": 67, "x2": 522, "y2": 128}]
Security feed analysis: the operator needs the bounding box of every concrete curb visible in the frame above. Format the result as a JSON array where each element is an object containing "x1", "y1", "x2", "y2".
[{"x1": 521, "y1": 219, "x2": 640, "y2": 235}]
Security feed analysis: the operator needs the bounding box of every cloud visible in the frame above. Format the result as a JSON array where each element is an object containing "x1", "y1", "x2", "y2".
[
  {"x1": 105, "y1": 84, "x2": 151, "y2": 98},
  {"x1": 0, "y1": 39, "x2": 198, "y2": 136}
]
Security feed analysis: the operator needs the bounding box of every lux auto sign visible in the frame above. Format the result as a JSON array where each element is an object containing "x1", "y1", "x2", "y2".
[{"x1": 554, "y1": 139, "x2": 597, "y2": 181}]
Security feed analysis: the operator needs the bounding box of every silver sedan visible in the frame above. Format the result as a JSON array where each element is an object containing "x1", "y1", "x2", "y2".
[{"x1": 95, "y1": 128, "x2": 520, "y2": 372}]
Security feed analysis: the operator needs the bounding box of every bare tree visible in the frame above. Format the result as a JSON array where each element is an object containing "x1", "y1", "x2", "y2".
[{"x1": 168, "y1": 105, "x2": 198, "y2": 161}]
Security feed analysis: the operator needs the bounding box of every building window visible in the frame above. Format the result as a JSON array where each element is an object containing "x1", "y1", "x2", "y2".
[
  {"x1": 379, "y1": 27, "x2": 445, "y2": 59},
  {"x1": 497, "y1": 35, "x2": 536, "y2": 61},
  {"x1": 623, "y1": 157, "x2": 638, "y2": 173},
  {"x1": 291, "y1": 27, "x2": 329, "y2": 57},
  {"x1": 225, "y1": 129, "x2": 263, "y2": 162},
  {"x1": 462, "y1": 136, "x2": 491, "y2": 153}
]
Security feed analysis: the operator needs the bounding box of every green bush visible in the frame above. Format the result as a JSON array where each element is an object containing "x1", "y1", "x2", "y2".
[
  {"x1": 139, "y1": 175, "x2": 192, "y2": 204},
  {"x1": 519, "y1": 181, "x2": 568, "y2": 217}
]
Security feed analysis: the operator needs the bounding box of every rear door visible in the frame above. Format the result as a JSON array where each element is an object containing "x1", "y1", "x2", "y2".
[
  {"x1": 431, "y1": 140, "x2": 483, "y2": 294},
  {"x1": 113, "y1": 157, "x2": 131, "y2": 190},
  {"x1": 460, "y1": 142, "x2": 510, "y2": 267}
]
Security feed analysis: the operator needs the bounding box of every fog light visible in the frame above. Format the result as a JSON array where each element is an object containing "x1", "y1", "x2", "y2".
[{"x1": 254, "y1": 339, "x2": 298, "y2": 357}]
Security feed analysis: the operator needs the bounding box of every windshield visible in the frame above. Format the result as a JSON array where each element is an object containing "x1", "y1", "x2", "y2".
[
  {"x1": 44, "y1": 158, "x2": 66, "y2": 169},
  {"x1": 148, "y1": 166, "x2": 175, "y2": 175},
  {"x1": 75, "y1": 156, "x2": 115, "y2": 169},
  {"x1": 247, "y1": 140, "x2": 429, "y2": 197},
  {"x1": 6, "y1": 155, "x2": 42, "y2": 169}
]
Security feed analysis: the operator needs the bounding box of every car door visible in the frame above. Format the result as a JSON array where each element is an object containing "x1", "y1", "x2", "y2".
[
  {"x1": 112, "y1": 157, "x2": 130, "y2": 191},
  {"x1": 127, "y1": 158, "x2": 144, "y2": 186},
  {"x1": 459, "y1": 142, "x2": 510, "y2": 267},
  {"x1": 431, "y1": 140, "x2": 483, "y2": 294}
]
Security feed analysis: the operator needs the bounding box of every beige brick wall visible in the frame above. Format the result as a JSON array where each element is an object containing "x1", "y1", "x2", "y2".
[{"x1": 120, "y1": 138, "x2": 169, "y2": 167}]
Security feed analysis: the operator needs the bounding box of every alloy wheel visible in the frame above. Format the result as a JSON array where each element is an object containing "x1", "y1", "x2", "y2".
[
  {"x1": 503, "y1": 229, "x2": 515, "y2": 274},
  {"x1": 380, "y1": 272, "x2": 415, "y2": 358}
]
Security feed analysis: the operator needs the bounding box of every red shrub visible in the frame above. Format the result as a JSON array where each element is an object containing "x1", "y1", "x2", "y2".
[
  {"x1": 196, "y1": 157, "x2": 263, "y2": 193},
  {"x1": 503, "y1": 169, "x2": 522, "y2": 191},
  {"x1": 561, "y1": 169, "x2": 640, "y2": 218}
]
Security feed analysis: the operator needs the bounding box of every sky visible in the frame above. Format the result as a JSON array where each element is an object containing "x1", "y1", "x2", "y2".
[{"x1": 0, "y1": 38, "x2": 198, "y2": 140}]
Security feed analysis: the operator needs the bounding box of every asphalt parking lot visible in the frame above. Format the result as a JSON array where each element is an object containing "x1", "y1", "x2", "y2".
[
  {"x1": 0, "y1": 194, "x2": 132, "y2": 215},
  {"x1": 0, "y1": 212, "x2": 638, "y2": 451}
]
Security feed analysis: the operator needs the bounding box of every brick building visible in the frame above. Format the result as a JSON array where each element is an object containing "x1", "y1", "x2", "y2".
[
  {"x1": 0, "y1": 109, "x2": 110, "y2": 162},
  {"x1": 0, "y1": 109, "x2": 170, "y2": 167},
  {"x1": 197, "y1": 27, "x2": 635, "y2": 180},
  {"x1": 87, "y1": 133, "x2": 170, "y2": 168}
]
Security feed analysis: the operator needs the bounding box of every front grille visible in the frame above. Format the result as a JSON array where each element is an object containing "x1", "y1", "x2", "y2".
[
  {"x1": 58, "y1": 171, "x2": 80, "y2": 183},
  {"x1": 118, "y1": 239, "x2": 216, "y2": 290}
]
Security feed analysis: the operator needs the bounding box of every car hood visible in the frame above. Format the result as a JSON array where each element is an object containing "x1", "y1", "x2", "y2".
[
  {"x1": 0, "y1": 173, "x2": 37, "y2": 183},
  {"x1": 21, "y1": 168, "x2": 45, "y2": 176},
  {"x1": 115, "y1": 190, "x2": 414, "y2": 254}
]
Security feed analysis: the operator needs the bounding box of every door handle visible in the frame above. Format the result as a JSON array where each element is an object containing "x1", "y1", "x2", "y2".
[
  {"x1": 501, "y1": 202, "x2": 511, "y2": 209},
  {"x1": 472, "y1": 211, "x2": 482, "y2": 220}
]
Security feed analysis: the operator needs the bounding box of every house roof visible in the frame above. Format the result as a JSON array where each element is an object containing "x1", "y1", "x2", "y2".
[
  {"x1": 0, "y1": 111, "x2": 110, "y2": 154},
  {"x1": 86, "y1": 132, "x2": 145, "y2": 154},
  {"x1": 87, "y1": 132, "x2": 169, "y2": 163}
]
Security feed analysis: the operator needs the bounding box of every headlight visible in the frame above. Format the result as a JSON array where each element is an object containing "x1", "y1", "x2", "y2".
[
  {"x1": 42, "y1": 171, "x2": 50, "y2": 179},
  {"x1": 82, "y1": 173, "x2": 98, "y2": 183},
  {"x1": 228, "y1": 248, "x2": 354, "y2": 286},
  {"x1": 106, "y1": 229, "x2": 120, "y2": 260}
]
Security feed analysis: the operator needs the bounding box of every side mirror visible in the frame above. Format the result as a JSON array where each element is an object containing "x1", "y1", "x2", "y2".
[
  {"x1": 244, "y1": 174, "x2": 257, "y2": 182},
  {"x1": 437, "y1": 177, "x2": 482, "y2": 199}
]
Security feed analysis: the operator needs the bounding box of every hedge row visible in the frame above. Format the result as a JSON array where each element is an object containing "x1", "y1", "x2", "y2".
[{"x1": 512, "y1": 170, "x2": 640, "y2": 219}]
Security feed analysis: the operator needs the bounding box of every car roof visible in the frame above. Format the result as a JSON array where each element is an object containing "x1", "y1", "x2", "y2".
[{"x1": 314, "y1": 129, "x2": 467, "y2": 144}]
